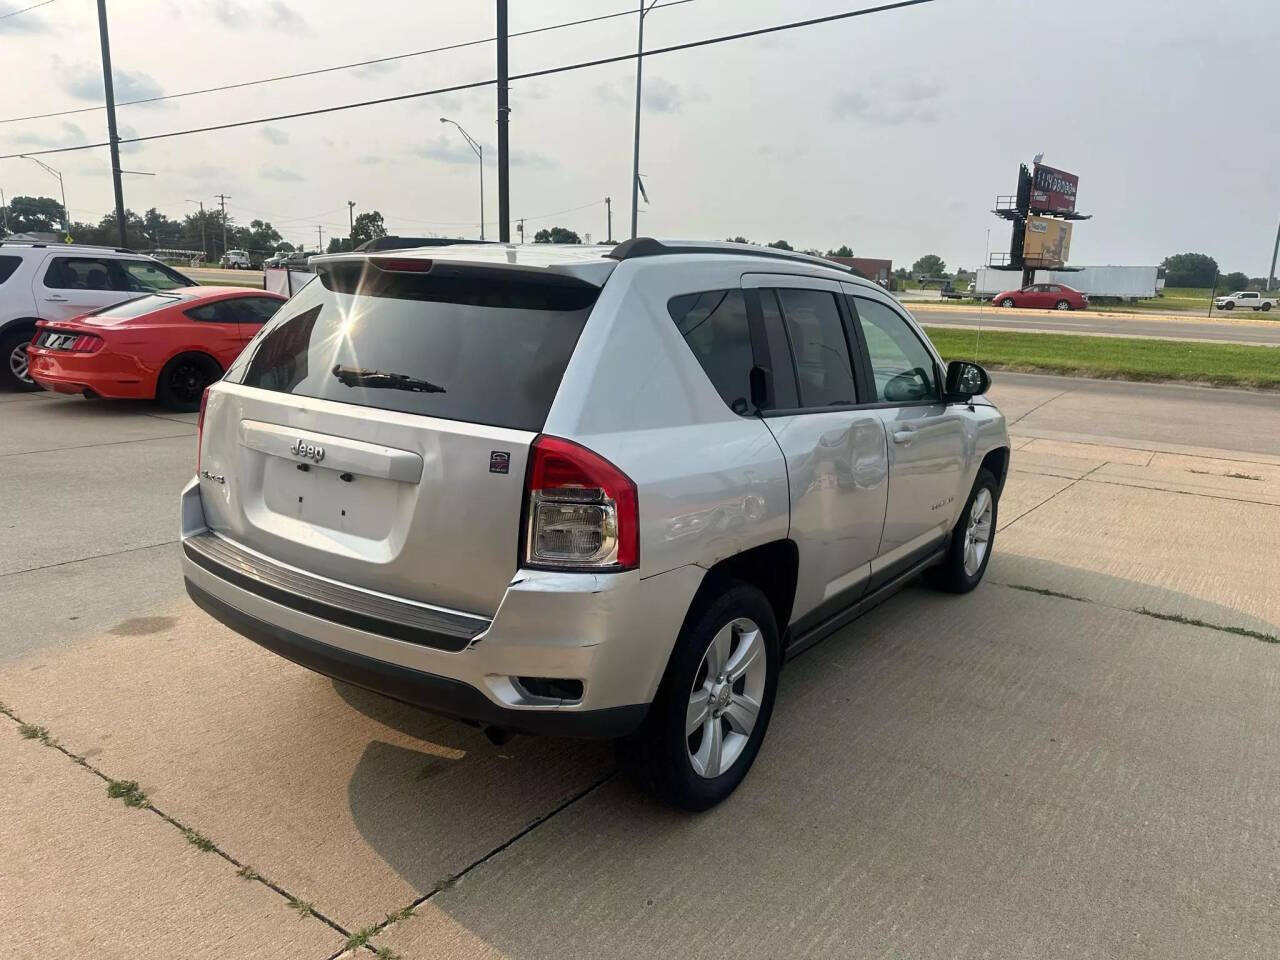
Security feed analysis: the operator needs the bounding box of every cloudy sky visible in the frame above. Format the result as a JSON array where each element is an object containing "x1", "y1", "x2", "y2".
[{"x1": 2, "y1": 0, "x2": 1277, "y2": 274}]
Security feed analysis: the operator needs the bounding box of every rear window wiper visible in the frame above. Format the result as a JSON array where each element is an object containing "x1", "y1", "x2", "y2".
[{"x1": 331, "y1": 364, "x2": 446, "y2": 393}]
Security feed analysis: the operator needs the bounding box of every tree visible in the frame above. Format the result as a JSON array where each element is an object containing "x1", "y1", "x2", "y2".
[
  {"x1": 725, "y1": 236, "x2": 750, "y2": 245},
  {"x1": 352, "y1": 211, "x2": 386, "y2": 246},
  {"x1": 1221, "y1": 271, "x2": 1250, "y2": 291},
  {"x1": 326, "y1": 237, "x2": 353, "y2": 254},
  {"x1": 97, "y1": 209, "x2": 147, "y2": 249},
  {"x1": 533, "y1": 226, "x2": 581, "y2": 244},
  {"x1": 912, "y1": 254, "x2": 946, "y2": 277},
  {"x1": 828, "y1": 245, "x2": 854, "y2": 258},
  {"x1": 7, "y1": 195, "x2": 66, "y2": 233},
  {"x1": 766, "y1": 239, "x2": 793, "y2": 251},
  {"x1": 1161, "y1": 252, "x2": 1218, "y2": 288}
]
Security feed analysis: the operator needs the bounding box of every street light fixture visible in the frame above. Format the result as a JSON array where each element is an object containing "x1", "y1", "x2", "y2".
[
  {"x1": 19, "y1": 154, "x2": 69, "y2": 240},
  {"x1": 439, "y1": 117, "x2": 484, "y2": 241}
]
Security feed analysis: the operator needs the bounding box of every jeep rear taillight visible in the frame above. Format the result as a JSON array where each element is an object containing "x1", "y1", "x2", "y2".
[{"x1": 524, "y1": 435, "x2": 638, "y2": 571}]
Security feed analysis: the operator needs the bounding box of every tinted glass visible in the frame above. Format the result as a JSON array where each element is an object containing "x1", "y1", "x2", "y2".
[
  {"x1": 776, "y1": 288, "x2": 856, "y2": 408},
  {"x1": 0, "y1": 255, "x2": 20, "y2": 285},
  {"x1": 121, "y1": 259, "x2": 189, "y2": 291},
  {"x1": 231, "y1": 297, "x2": 282, "y2": 324},
  {"x1": 90, "y1": 293, "x2": 191, "y2": 319},
  {"x1": 44, "y1": 257, "x2": 117, "y2": 291},
  {"x1": 756, "y1": 289, "x2": 799, "y2": 410},
  {"x1": 227, "y1": 266, "x2": 596, "y2": 432},
  {"x1": 851, "y1": 297, "x2": 938, "y2": 403},
  {"x1": 186, "y1": 301, "x2": 240, "y2": 323},
  {"x1": 668, "y1": 289, "x2": 754, "y2": 415}
]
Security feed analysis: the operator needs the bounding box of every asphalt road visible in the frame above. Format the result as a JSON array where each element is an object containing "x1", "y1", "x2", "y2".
[
  {"x1": 3, "y1": 373, "x2": 1279, "y2": 959},
  {"x1": 912, "y1": 304, "x2": 1280, "y2": 345}
]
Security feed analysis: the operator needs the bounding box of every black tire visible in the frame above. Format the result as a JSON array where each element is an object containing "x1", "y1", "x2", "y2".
[
  {"x1": 1223, "y1": 302, "x2": 1234, "y2": 311},
  {"x1": 928, "y1": 469, "x2": 999, "y2": 594},
  {"x1": 1, "y1": 326, "x2": 41, "y2": 392},
  {"x1": 1001, "y1": 297, "x2": 1016, "y2": 308},
  {"x1": 156, "y1": 352, "x2": 220, "y2": 412},
  {"x1": 1055, "y1": 299, "x2": 1071, "y2": 310},
  {"x1": 1262, "y1": 302, "x2": 1272, "y2": 312},
  {"x1": 618, "y1": 581, "x2": 780, "y2": 811}
]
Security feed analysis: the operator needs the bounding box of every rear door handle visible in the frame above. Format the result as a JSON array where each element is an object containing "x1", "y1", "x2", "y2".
[
  {"x1": 892, "y1": 430, "x2": 914, "y2": 445},
  {"x1": 44, "y1": 295, "x2": 68, "y2": 302}
]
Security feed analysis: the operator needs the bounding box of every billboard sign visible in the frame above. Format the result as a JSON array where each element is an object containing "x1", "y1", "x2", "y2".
[
  {"x1": 1023, "y1": 216, "x2": 1073, "y2": 268},
  {"x1": 1030, "y1": 163, "x2": 1079, "y2": 214}
]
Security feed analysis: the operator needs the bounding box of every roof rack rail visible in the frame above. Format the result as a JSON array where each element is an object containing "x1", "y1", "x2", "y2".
[
  {"x1": 606, "y1": 237, "x2": 862, "y2": 276},
  {"x1": 0, "y1": 239, "x2": 138, "y2": 254}
]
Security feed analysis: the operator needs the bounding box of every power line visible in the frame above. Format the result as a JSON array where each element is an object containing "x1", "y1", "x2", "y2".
[
  {"x1": 0, "y1": 0, "x2": 699, "y2": 125},
  {"x1": 0, "y1": 0, "x2": 935, "y2": 161},
  {"x1": 0, "y1": 0, "x2": 55, "y2": 20}
]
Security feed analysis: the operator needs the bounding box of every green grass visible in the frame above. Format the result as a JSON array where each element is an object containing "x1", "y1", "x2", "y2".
[
  {"x1": 345, "y1": 927, "x2": 378, "y2": 950},
  {"x1": 182, "y1": 827, "x2": 216, "y2": 852},
  {"x1": 18, "y1": 723, "x2": 51, "y2": 743},
  {"x1": 925, "y1": 327, "x2": 1280, "y2": 389},
  {"x1": 287, "y1": 898, "x2": 316, "y2": 920},
  {"x1": 105, "y1": 779, "x2": 149, "y2": 808},
  {"x1": 1134, "y1": 608, "x2": 1278, "y2": 644}
]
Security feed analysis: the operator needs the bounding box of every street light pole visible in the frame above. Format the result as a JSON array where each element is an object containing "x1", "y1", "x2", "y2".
[
  {"x1": 629, "y1": 0, "x2": 654, "y2": 240},
  {"x1": 19, "y1": 155, "x2": 69, "y2": 239},
  {"x1": 1268, "y1": 217, "x2": 1279, "y2": 292},
  {"x1": 347, "y1": 200, "x2": 356, "y2": 250},
  {"x1": 440, "y1": 117, "x2": 485, "y2": 241}
]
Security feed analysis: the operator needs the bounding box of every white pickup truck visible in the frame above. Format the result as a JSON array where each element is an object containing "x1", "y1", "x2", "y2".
[
  {"x1": 1214, "y1": 290, "x2": 1276, "y2": 312},
  {"x1": 220, "y1": 249, "x2": 253, "y2": 270}
]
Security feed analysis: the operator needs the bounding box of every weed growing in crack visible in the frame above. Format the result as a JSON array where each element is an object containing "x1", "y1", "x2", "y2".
[
  {"x1": 375, "y1": 947, "x2": 402, "y2": 960},
  {"x1": 287, "y1": 898, "x2": 315, "y2": 920},
  {"x1": 236, "y1": 864, "x2": 260, "y2": 881},
  {"x1": 1134, "y1": 608, "x2": 1278, "y2": 644},
  {"x1": 183, "y1": 828, "x2": 216, "y2": 852},
  {"x1": 345, "y1": 926, "x2": 377, "y2": 950},
  {"x1": 1003, "y1": 583, "x2": 1089, "y2": 602},
  {"x1": 384, "y1": 906, "x2": 415, "y2": 925},
  {"x1": 19, "y1": 723, "x2": 51, "y2": 743},
  {"x1": 106, "y1": 779, "x2": 149, "y2": 808}
]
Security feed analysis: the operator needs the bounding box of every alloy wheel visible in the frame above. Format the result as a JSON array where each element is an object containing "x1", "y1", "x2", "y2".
[
  {"x1": 686, "y1": 617, "x2": 766, "y2": 779},
  {"x1": 9, "y1": 340, "x2": 32, "y2": 384},
  {"x1": 963, "y1": 487, "x2": 993, "y2": 576},
  {"x1": 168, "y1": 360, "x2": 207, "y2": 405}
]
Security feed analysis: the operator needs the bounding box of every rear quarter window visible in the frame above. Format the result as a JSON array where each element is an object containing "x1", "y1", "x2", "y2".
[
  {"x1": 667, "y1": 289, "x2": 754, "y2": 415},
  {"x1": 225, "y1": 263, "x2": 598, "y2": 432},
  {"x1": 0, "y1": 256, "x2": 21, "y2": 285}
]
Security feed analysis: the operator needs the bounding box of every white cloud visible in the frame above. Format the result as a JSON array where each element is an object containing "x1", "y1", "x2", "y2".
[
  {"x1": 261, "y1": 165, "x2": 303, "y2": 181},
  {"x1": 260, "y1": 127, "x2": 290, "y2": 145},
  {"x1": 831, "y1": 78, "x2": 942, "y2": 125},
  {"x1": 61, "y1": 62, "x2": 164, "y2": 104}
]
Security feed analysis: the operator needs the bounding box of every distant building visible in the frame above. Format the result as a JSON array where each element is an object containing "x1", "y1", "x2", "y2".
[{"x1": 826, "y1": 255, "x2": 892, "y2": 285}]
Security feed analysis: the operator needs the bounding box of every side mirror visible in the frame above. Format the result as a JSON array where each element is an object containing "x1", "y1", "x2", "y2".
[{"x1": 944, "y1": 360, "x2": 990, "y2": 401}]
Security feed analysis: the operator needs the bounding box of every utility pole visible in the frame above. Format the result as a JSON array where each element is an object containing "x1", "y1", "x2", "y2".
[
  {"x1": 186, "y1": 200, "x2": 206, "y2": 262},
  {"x1": 0, "y1": 187, "x2": 8, "y2": 235},
  {"x1": 1268, "y1": 217, "x2": 1279, "y2": 292},
  {"x1": 316, "y1": 225, "x2": 324, "y2": 252},
  {"x1": 97, "y1": 0, "x2": 128, "y2": 248},
  {"x1": 214, "y1": 193, "x2": 230, "y2": 259},
  {"x1": 347, "y1": 200, "x2": 356, "y2": 250},
  {"x1": 606, "y1": 197, "x2": 612, "y2": 243},
  {"x1": 516, "y1": 217, "x2": 525, "y2": 243},
  {"x1": 630, "y1": 0, "x2": 658, "y2": 239},
  {"x1": 496, "y1": 0, "x2": 510, "y2": 243}
]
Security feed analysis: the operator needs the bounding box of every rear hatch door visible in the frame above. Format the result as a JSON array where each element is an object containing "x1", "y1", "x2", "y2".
[{"x1": 197, "y1": 256, "x2": 602, "y2": 617}]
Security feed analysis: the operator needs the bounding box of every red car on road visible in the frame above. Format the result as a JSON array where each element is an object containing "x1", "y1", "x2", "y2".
[
  {"x1": 993, "y1": 282, "x2": 1088, "y2": 311},
  {"x1": 26, "y1": 286, "x2": 285, "y2": 410}
]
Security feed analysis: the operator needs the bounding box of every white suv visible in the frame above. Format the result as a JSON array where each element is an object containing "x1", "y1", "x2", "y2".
[
  {"x1": 0, "y1": 242, "x2": 194, "y2": 390},
  {"x1": 181, "y1": 239, "x2": 1010, "y2": 808}
]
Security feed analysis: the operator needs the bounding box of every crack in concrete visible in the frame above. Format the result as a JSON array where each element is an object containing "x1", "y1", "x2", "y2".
[
  {"x1": 0, "y1": 538, "x2": 179, "y2": 580},
  {"x1": 0, "y1": 702, "x2": 356, "y2": 945},
  {"x1": 1008, "y1": 387, "x2": 1075, "y2": 427},
  {"x1": 0, "y1": 431, "x2": 195, "y2": 459},
  {"x1": 322, "y1": 771, "x2": 618, "y2": 960},
  {"x1": 1000, "y1": 462, "x2": 1106, "y2": 529}
]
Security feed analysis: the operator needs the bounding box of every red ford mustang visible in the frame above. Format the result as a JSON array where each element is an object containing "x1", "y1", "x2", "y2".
[
  {"x1": 992, "y1": 282, "x2": 1088, "y2": 311},
  {"x1": 27, "y1": 286, "x2": 285, "y2": 410}
]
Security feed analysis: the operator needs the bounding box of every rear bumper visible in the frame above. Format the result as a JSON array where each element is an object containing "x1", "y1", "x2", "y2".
[
  {"x1": 27, "y1": 348, "x2": 152, "y2": 399},
  {"x1": 180, "y1": 477, "x2": 704, "y2": 738},
  {"x1": 185, "y1": 578, "x2": 647, "y2": 738}
]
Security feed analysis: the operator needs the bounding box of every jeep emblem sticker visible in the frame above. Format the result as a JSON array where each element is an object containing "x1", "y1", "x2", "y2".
[{"x1": 489, "y1": 451, "x2": 510, "y2": 475}]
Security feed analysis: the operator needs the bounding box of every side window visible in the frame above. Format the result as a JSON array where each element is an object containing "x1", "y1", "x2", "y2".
[
  {"x1": 1047, "y1": 285, "x2": 1061, "y2": 292},
  {"x1": 43, "y1": 257, "x2": 115, "y2": 291},
  {"x1": 850, "y1": 297, "x2": 938, "y2": 404},
  {"x1": 756, "y1": 290, "x2": 799, "y2": 410},
  {"x1": 0, "y1": 255, "x2": 21, "y2": 285},
  {"x1": 668, "y1": 289, "x2": 755, "y2": 415},
  {"x1": 776, "y1": 288, "x2": 857, "y2": 409},
  {"x1": 120, "y1": 259, "x2": 188, "y2": 292},
  {"x1": 233, "y1": 297, "x2": 283, "y2": 325},
  {"x1": 186, "y1": 301, "x2": 240, "y2": 324}
]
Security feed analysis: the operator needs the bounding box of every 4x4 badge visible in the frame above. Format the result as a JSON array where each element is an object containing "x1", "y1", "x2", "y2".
[{"x1": 290, "y1": 438, "x2": 325, "y2": 463}]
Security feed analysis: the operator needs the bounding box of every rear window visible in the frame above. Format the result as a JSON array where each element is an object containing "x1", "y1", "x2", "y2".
[
  {"x1": 90, "y1": 293, "x2": 192, "y2": 319},
  {"x1": 0, "y1": 256, "x2": 21, "y2": 285},
  {"x1": 224, "y1": 263, "x2": 598, "y2": 432}
]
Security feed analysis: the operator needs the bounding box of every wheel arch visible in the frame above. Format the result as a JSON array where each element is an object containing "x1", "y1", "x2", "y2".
[
  {"x1": 155, "y1": 349, "x2": 223, "y2": 400},
  {"x1": 685, "y1": 539, "x2": 800, "y2": 642},
  {"x1": 980, "y1": 446, "x2": 1010, "y2": 496}
]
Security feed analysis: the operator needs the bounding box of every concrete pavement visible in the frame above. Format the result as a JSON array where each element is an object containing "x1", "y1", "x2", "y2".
[{"x1": 2, "y1": 375, "x2": 1279, "y2": 958}]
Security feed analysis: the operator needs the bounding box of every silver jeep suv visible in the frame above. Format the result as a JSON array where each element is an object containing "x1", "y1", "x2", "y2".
[{"x1": 181, "y1": 238, "x2": 1009, "y2": 809}]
